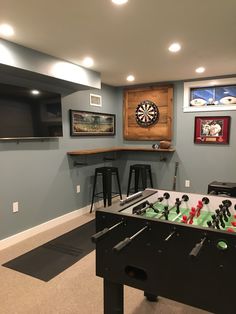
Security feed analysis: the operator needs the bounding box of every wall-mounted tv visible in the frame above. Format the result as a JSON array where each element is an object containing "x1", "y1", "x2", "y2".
[{"x1": 0, "y1": 82, "x2": 63, "y2": 140}]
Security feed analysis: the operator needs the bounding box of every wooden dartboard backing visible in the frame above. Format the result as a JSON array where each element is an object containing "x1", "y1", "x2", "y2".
[{"x1": 123, "y1": 85, "x2": 173, "y2": 140}]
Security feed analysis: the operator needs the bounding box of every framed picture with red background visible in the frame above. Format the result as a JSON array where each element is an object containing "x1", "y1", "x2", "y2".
[{"x1": 194, "y1": 116, "x2": 231, "y2": 144}]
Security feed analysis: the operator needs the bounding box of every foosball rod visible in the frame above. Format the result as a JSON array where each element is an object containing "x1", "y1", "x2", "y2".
[
  {"x1": 113, "y1": 225, "x2": 148, "y2": 252},
  {"x1": 159, "y1": 194, "x2": 190, "y2": 220},
  {"x1": 144, "y1": 192, "x2": 171, "y2": 216},
  {"x1": 158, "y1": 204, "x2": 175, "y2": 219},
  {"x1": 91, "y1": 220, "x2": 124, "y2": 243}
]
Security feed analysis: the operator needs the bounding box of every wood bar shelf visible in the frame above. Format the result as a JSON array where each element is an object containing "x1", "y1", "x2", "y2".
[{"x1": 67, "y1": 146, "x2": 175, "y2": 156}]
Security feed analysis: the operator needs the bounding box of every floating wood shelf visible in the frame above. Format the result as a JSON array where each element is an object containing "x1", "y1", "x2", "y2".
[{"x1": 67, "y1": 146, "x2": 175, "y2": 156}]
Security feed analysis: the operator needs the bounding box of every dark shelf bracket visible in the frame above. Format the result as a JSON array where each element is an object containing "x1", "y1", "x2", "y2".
[{"x1": 73, "y1": 157, "x2": 88, "y2": 166}]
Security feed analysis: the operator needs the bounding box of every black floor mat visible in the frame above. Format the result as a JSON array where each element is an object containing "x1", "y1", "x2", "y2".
[{"x1": 3, "y1": 219, "x2": 95, "y2": 282}]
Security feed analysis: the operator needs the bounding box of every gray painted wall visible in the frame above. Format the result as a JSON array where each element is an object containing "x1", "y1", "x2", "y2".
[
  {"x1": 121, "y1": 80, "x2": 236, "y2": 195},
  {"x1": 0, "y1": 84, "x2": 121, "y2": 240},
  {"x1": 1, "y1": 80, "x2": 236, "y2": 240},
  {"x1": 0, "y1": 39, "x2": 101, "y2": 91}
]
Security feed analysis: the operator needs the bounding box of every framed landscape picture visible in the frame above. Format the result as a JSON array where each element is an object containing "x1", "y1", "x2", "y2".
[
  {"x1": 69, "y1": 110, "x2": 115, "y2": 136},
  {"x1": 194, "y1": 116, "x2": 231, "y2": 144}
]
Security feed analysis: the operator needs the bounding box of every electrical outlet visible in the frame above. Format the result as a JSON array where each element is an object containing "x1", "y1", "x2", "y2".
[
  {"x1": 76, "y1": 185, "x2": 80, "y2": 193},
  {"x1": 185, "y1": 180, "x2": 190, "y2": 188},
  {"x1": 13, "y1": 201, "x2": 19, "y2": 213}
]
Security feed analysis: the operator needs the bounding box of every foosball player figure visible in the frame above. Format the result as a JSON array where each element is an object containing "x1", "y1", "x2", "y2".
[
  {"x1": 219, "y1": 204, "x2": 229, "y2": 222},
  {"x1": 215, "y1": 209, "x2": 225, "y2": 228},
  {"x1": 207, "y1": 221, "x2": 213, "y2": 228},
  {"x1": 181, "y1": 207, "x2": 196, "y2": 224},
  {"x1": 189, "y1": 207, "x2": 196, "y2": 224},
  {"x1": 211, "y1": 214, "x2": 220, "y2": 229},
  {"x1": 163, "y1": 206, "x2": 169, "y2": 220},
  {"x1": 196, "y1": 200, "x2": 203, "y2": 217},
  {"x1": 175, "y1": 198, "x2": 181, "y2": 214},
  {"x1": 222, "y1": 200, "x2": 232, "y2": 217},
  {"x1": 207, "y1": 216, "x2": 219, "y2": 229}
]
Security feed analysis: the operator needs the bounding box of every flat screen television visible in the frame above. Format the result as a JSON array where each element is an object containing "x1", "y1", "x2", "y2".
[{"x1": 0, "y1": 82, "x2": 63, "y2": 139}]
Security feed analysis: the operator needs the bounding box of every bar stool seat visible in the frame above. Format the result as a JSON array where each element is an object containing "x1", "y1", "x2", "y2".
[
  {"x1": 90, "y1": 166, "x2": 122, "y2": 213},
  {"x1": 127, "y1": 164, "x2": 153, "y2": 196}
]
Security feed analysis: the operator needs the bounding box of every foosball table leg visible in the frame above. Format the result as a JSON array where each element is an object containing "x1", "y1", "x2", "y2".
[
  {"x1": 144, "y1": 291, "x2": 158, "y2": 302},
  {"x1": 104, "y1": 279, "x2": 124, "y2": 314}
]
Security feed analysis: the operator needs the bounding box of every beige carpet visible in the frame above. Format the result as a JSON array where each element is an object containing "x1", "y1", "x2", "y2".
[{"x1": 0, "y1": 212, "x2": 212, "y2": 314}]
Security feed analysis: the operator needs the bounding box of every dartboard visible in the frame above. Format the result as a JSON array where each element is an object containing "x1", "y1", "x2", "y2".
[{"x1": 135, "y1": 100, "x2": 159, "y2": 127}]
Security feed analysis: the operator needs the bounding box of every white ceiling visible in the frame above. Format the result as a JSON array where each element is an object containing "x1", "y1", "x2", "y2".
[{"x1": 1, "y1": 0, "x2": 236, "y2": 86}]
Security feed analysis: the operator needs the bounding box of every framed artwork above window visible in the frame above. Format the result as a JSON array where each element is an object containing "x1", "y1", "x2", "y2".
[{"x1": 183, "y1": 77, "x2": 236, "y2": 112}]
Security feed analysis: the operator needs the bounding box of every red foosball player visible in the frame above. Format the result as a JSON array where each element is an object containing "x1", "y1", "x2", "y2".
[
  {"x1": 181, "y1": 207, "x2": 196, "y2": 224},
  {"x1": 181, "y1": 215, "x2": 188, "y2": 223},
  {"x1": 196, "y1": 200, "x2": 203, "y2": 217}
]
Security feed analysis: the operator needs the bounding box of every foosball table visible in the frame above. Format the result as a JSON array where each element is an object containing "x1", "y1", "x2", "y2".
[{"x1": 92, "y1": 189, "x2": 236, "y2": 314}]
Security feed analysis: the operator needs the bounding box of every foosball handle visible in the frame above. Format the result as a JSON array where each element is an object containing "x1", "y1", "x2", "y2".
[
  {"x1": 91, "y1": 228, "x2": 109, "y2": 243},
  {"x1": 189, "y1": 237, "x2": 206, "y2": 258},
  {"x1": 113, "y1": 237, "x2": 132, "y2": 252}
]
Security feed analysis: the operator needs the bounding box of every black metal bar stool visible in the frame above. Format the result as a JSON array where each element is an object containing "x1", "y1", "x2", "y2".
[
  {"x1": 127, "y1": 164, "x2": 153, "y2": 196},
  {"x1": 90, "y1": 166, "x2": 122, "y2": 213}
]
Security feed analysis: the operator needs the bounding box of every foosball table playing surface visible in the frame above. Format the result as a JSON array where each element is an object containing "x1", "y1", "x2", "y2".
[{"x1": 92, "y1": 189, "x2": 236, "y2": 314}]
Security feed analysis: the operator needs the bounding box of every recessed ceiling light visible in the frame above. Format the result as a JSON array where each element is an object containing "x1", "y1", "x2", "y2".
[
  {"x1": 127, "y1": 75, "x2": 135, "y2": 82},
  {"x1": 0, "y1": 24, "x2": 14, "y2": 37},
  {"x1": 112, "y1": 0, "x2": 128, "y2": 5},
  {"x1": 82, "y1": 57, "x2": 94, "y2": 67},
  {"x1": 195, "y1": 67, "x2": 205, "y2": 73},
  {"x1": 31, "y1": 90, "x2": 40, "y2": 95},
  {"x1": 168, "y1": 42, "x2": 181, "y2": 53}
]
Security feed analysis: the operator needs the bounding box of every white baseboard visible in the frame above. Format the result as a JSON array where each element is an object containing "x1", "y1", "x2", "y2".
[
  {"x1": 0, "y1": 195, "x2": 124, "y2": 251},
  {"x1": 0, "y1": 202, "x2": 96, "y2": 251}
]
